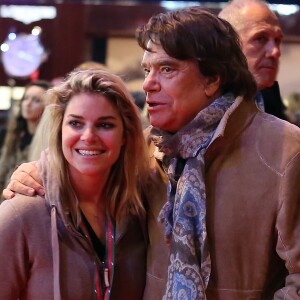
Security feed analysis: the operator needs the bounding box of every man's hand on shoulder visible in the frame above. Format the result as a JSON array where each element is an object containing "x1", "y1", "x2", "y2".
[{"x1": 2, "y1": 161, "x2": 45, "y2": 199}]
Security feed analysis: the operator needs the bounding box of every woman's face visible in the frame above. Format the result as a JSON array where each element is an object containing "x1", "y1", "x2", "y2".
[
  {"x1": 62, "y1": 93, "x2": 125, "y2": 181},
  {"x1": 21, "y1": 85, "x2": 46, "y2": 122}
]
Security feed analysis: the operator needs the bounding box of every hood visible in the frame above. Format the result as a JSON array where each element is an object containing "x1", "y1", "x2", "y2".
[
  {"x1": 38, "y1": 150, "x2": 73, "y2": 229},
  {"x1": 37, "y1": 150, "x2": 65, "y2": 300}
]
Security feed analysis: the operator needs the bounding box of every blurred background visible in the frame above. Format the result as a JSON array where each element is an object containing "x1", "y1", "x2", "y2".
[{"x1": 0, "y1": 0, "x2": 299, "y2": 118}]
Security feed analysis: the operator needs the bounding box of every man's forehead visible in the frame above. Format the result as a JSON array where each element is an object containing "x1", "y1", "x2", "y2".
[
  {"x1": 141, "y1": 44, "x2": 175, "y2": 65},
  {"x1": 240, "y1": 3, "x2": 281, "y2": 28},
  {"x1": 241, "y1": 19, "x2": 283, "y2": 39}
]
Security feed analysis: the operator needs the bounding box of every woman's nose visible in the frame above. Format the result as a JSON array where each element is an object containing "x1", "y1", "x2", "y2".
[{"x1": 81, "y1": 127, "x2": 97, "y2": 143}]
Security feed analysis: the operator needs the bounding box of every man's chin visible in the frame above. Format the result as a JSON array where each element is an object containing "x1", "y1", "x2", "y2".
[
  {"x1": 256, "y1": 71, "x2": 277, "y2": 90},
  {"x1": 257, "y1": 75, "x2": 277, "y2": 90},
  {"x1": 258, "y1": 81, "x2": 276, "y2": 90}
]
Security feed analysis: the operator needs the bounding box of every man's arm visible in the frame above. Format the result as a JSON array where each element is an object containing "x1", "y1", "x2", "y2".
[
  {"x1": 274, "y1": 151, "x2": 300, "y2": 298},
  {"x1": 2, "y1": 162, "x2": 44, "y2": 199}
]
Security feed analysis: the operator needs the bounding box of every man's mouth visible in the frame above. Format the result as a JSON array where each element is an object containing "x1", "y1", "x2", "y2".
[
  {"x1": 148, "y1": 102, "x2": 159, "y2": 107},
  {"x1": 147, "y1": 101, "x2": 166, "y2": 108}
]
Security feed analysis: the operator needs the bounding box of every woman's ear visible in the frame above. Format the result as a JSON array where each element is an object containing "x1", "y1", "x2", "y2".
[{"x1": 204, "y1": 75, "x2": 221, "y2": 98}]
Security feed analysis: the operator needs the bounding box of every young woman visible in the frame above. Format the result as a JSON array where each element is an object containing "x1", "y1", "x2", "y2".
[
  {"x1": 0, "y1": 69, "x2": 152, "y2": 299},
  {"x1": 0, "y1": 80, "x2": 51, "y2": 194}
]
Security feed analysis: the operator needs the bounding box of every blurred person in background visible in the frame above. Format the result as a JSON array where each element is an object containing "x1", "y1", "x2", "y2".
[
  {"x1": 219, "y1": 0, "x2": 289, "y2": 121},
  {"x1": 0, "y1": 80, "x2": 51, "y2": 197},
  {"x1": 285, "y1": 92, "x2": 300, "y2": 127}
]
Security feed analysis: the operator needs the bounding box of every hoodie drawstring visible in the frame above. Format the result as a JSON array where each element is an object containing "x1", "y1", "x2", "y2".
[{"x1": 51, "y1": 205, "x2": 61, "y2": 300}]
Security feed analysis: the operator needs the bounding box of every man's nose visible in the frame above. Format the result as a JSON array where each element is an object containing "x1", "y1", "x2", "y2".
[
  {"x1": 266, "y1": 40, "x2": 281, "y2": 59},
  {"x1": 143, "y1": 71, "x2": 160, "y2": 93}
]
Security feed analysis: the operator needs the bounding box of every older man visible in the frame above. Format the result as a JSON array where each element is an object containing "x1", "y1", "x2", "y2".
[
  {"x1": 219, "y1": 0, "x2": 288, "y2": 120},
  {"x1": 3, "y1": 6, "x2": 300, "y2": 300}
]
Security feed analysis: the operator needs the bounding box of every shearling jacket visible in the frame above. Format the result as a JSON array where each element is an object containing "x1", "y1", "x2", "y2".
[
  {"x1": 145, "y1": 98, "x2": 300, "y2": 299},
  {"x1": 205, "y1": 98, "x2": 300, "y2": 299},
  {"x1": 0, "y1": 153, "x2": 147, "y2": 300}
]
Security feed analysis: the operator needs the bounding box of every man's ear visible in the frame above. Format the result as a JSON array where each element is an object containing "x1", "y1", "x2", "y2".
[{"x1": 204, "y1": 75, "x2": 221, "y2": 98}]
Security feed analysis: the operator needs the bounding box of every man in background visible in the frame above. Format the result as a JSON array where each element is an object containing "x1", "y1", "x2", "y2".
[{"x1": 219, "y1": 0, "x2": 288, "y2": 120}]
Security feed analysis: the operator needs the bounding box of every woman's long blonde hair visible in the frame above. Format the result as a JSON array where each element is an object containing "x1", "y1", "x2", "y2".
[{"x1": 47, "y1": 69, "x2": 151, "y2": 224}]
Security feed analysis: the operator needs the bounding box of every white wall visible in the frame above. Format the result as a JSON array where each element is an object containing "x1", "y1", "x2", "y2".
[{"x1": 277, "y1": 42, "x2": 300, "y2": 100}]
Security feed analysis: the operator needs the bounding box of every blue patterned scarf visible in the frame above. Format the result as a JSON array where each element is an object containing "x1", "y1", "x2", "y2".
[{"x1": 150, "y1": 93, "x2": 236, "y2": 300}]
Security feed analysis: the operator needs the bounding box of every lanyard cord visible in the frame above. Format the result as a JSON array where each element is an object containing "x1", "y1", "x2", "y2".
[
  {"x1": 80, "y1": 212, "x2": 115, "y2": 300},
  {"x1": 92, "y1": 216, "x2": 115, "y2": 300},
  {"x1": 104, "y1": 217, "x2": 115, "y2": 300}
]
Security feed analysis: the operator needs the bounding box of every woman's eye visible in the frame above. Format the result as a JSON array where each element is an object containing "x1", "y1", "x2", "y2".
[
  {"x1": 69, "y1": 120, "x2": 81, "y2": 127},
  {"x1": 32, "y1": 97, "x2": 42, "y2": 104},
  {"x1": 97, "y1": 123, "x2": 115, "y2": 129}
]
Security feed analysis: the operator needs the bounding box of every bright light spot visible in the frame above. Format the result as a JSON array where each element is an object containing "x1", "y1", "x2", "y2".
[
  {"x1": 32, "y1": 26, "x2": 42, "y2": 36},
  {"x1": 0, "y1": 86, "x2": 25, "y2": 110},
  {"x1": 269, "y1": 4, "x2": 299, "y2": 16},
  {"x1": 0, "y1": 5, "x2": 57, "y2": 25},
  {"x1": 160, "y1": 1, "x2": 201, "y2": 10},
  {"x1": 8, "y1": 32, "x2": 16, "y2": 40},
  {"x1": 0, "y1": 43, "x2": 9, "y2": 52}
]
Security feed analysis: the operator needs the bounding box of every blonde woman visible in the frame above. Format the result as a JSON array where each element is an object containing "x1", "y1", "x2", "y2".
[
  {"x1": 0, "y1": 80, "x2": 51, "y2": 194},
  {"x1": 0, "y1": 69, "x2": 152, "y2": 299}
]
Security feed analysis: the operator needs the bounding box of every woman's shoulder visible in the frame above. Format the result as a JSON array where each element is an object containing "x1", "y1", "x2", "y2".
[
  {"x1": 0, "y1": 195, "x2": 51, "y2": 252},
  {"x1": 0, "y1": 195, "x2": 49, "y2": 221}
]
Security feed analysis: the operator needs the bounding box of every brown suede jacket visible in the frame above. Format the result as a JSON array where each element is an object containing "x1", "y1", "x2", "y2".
[{"x1": 145, "y1": 99, "x2": 300, "y2": 299}]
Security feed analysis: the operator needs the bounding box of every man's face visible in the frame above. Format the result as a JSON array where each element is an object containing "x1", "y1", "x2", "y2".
[
  {"x1": 141, "y1": 42, "x2": 216, "y2": 133},
  {"x1": 239, "y1": 4, "x2": 283, "y2": 90}
]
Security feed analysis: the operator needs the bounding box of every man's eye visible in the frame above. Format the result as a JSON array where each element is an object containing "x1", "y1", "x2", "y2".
[
  {"x1": 143, "y1": 68, "x2": 150, "y2": 77},
  {"x1": 275, "y1": 37, "x2": 282, "y2": 47},
  {"x1": 256, "y1": 36, "x2": 267, "y2": 43},
  {"x1": 161, "y1": 67, "x2": 172, "y2": 73}
]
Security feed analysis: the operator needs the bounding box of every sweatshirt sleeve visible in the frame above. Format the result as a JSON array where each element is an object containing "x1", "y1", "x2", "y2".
[
  {"x1": 0, "y1": 200, "x2": 29, "y2": 299},
  {"x1": 274, "y1": 151, "x2": 300, "y2": 299}
]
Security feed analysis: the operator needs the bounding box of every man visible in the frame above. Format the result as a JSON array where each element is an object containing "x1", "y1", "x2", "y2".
[
  {"x1": 3, "y1": 7, "x2": 300, "y2": 300},
  {"x1": 219, "y1": 0, "x2": 288, "y2": 120}
]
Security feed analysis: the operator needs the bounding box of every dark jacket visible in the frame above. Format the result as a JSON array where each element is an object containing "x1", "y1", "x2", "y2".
[{"x1": 261, "y1": 81, "x2": 288, "y2": 121}]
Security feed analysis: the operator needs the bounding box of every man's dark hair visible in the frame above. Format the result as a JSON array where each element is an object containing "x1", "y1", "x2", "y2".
[{"x1": 136, "y1": 6, "x2": 257, "y2": 101}]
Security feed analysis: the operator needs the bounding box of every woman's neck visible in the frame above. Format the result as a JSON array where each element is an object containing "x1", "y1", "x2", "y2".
[
  {"x1": 71, "y1": 173, "x2": 109, "y2": 241},
  {"x1": 26, "y1": 120, "x2": 38, "y2": 135},
  {"x1": 79, "y1": 198, "x2": 107, "y2": 242},
  {"x1": 71, "y1": 172, "x2": 107, "y2": 203}
]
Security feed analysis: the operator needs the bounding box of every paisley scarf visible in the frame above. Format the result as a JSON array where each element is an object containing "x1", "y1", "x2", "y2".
[{"x1": 150, "y1": 93, "x2": 236, "y2": 300}]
